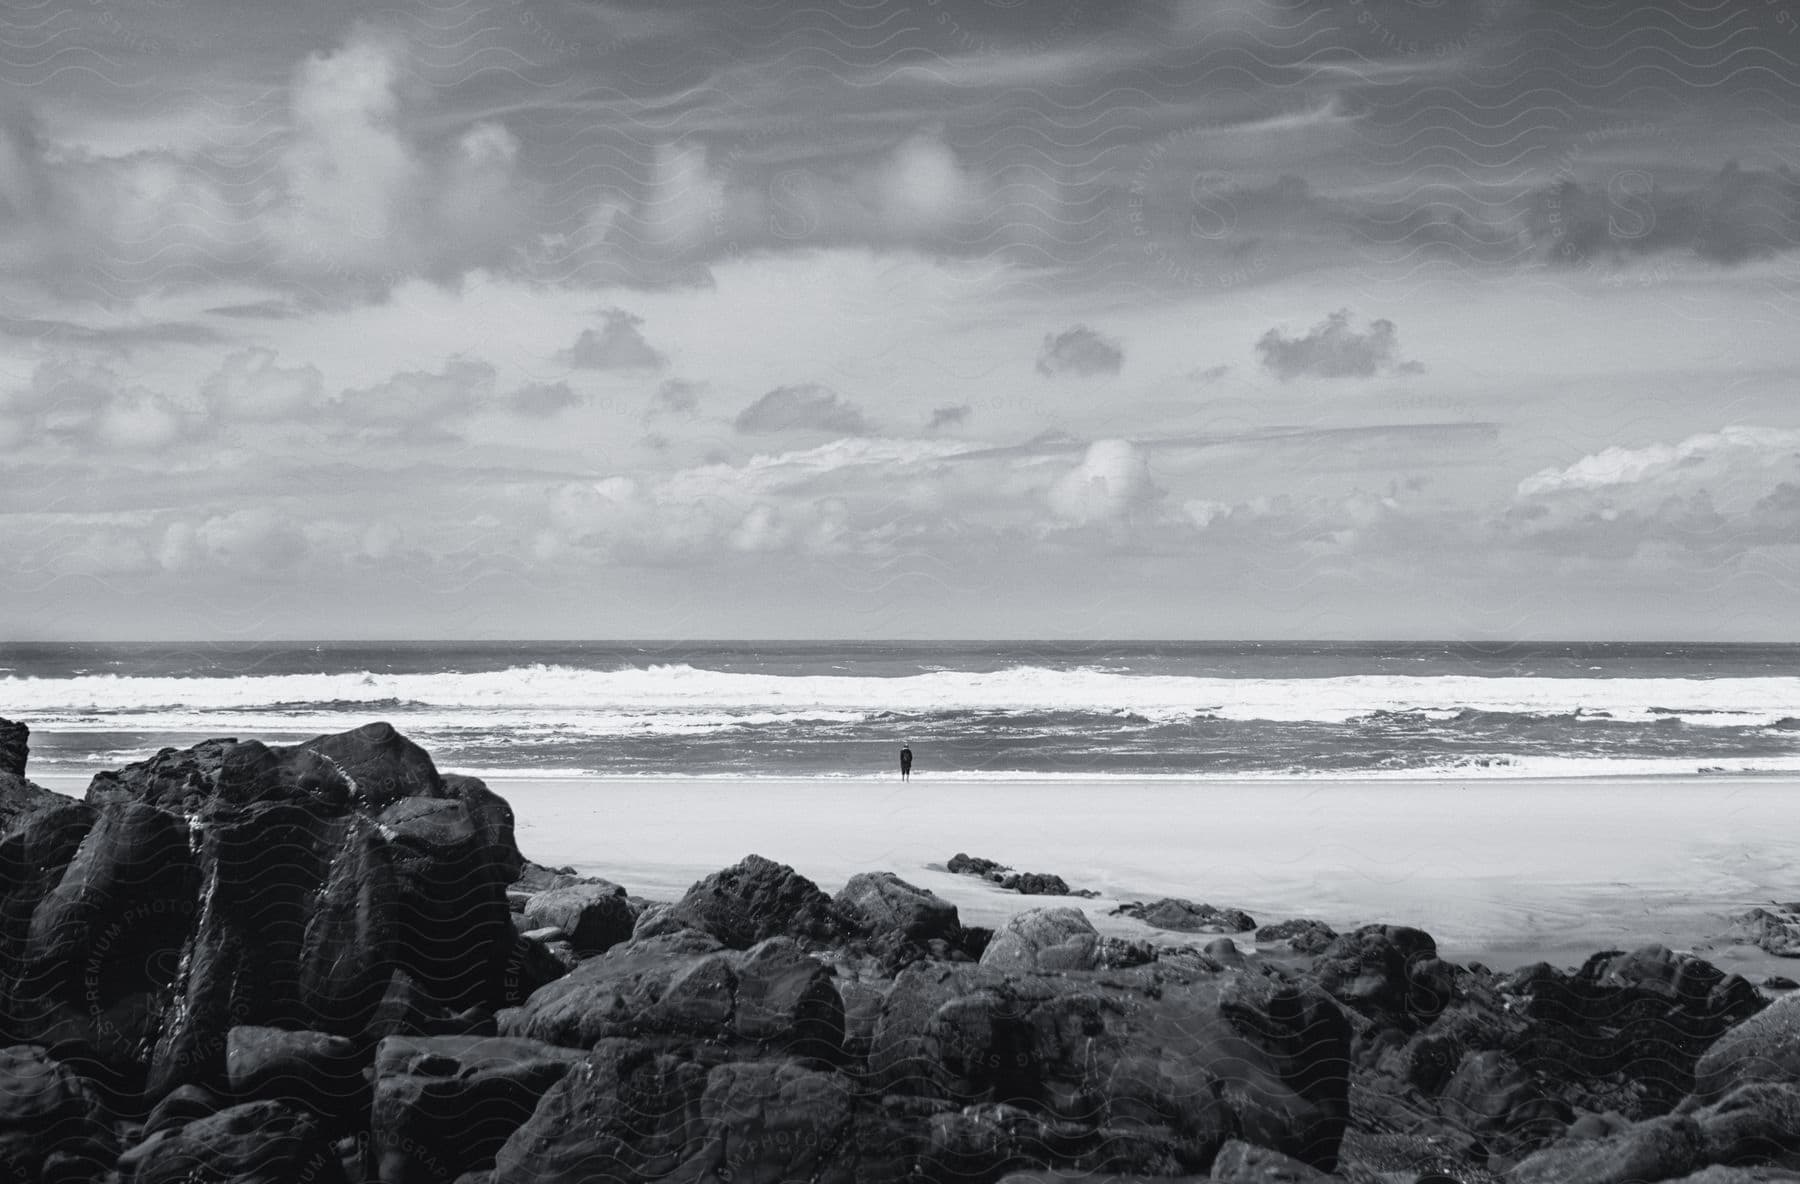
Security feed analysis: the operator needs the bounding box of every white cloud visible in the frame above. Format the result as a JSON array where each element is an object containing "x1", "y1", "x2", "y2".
[
  {"x1": 1516, "y1": 426, "x2": 1800, "y2": 497},
  {"x1": 202, "y1": 348, "x2": 327, "y2": 421},
  {"x1": 0, "y1": 359, "x2": 186, "y2": 452},
  {"x1": 1047, "y1": 439, "x2": 1161, "y2": 526}
]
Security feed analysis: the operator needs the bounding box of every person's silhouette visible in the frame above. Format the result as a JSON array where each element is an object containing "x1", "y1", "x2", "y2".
[{"x1": 899, "y1": 745, "x2": 913, "y2": 781}]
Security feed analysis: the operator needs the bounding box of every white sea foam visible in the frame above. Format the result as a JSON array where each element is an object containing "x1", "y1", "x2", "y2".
[{"x1": 4, "y1": 664, "x2": 1799, "y2": 730}]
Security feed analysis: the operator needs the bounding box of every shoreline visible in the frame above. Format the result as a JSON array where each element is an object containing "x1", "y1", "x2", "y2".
[{"x1": 33, "y1": 769, "x2": 1798, "y2": 975}]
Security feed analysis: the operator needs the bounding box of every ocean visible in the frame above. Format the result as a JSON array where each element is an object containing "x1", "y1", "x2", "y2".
[{"x1": 5, "y1": 640, "x2": 1800, "y2": 783}]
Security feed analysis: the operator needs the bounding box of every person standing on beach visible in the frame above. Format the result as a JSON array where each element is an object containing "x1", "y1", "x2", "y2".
[{"x1": 900, "y1": 745, "x2": 913, "y2": 781}]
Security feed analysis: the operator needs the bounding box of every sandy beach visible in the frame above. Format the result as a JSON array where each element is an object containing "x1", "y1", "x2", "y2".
[
  {"x1": 472, "y1": 773, "x2": 1798, "y2": 974},
  {"x1": 35, "y1": 769, "x2": 1797, "y2": 973}
]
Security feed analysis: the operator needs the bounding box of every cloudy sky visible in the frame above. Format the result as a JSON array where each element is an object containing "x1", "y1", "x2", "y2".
[{"x1": 2, "y1": 0, "x2": 1798, "y2": 639}]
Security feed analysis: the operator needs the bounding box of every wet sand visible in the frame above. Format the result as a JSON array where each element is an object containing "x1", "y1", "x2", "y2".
[
  {"x1": 488, "y1": 774, "x2": 1800, "y2": 974},
  {"x1": 34, "y1": 771, "x2": 1798, "y2": 974}
]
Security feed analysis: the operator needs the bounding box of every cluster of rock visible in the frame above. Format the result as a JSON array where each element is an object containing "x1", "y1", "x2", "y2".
[
  {"x1": 946, "y1": 852, "x2": 1101, "y2": 898},
  {"x1": 1726, "y1": 905, "x2": 1800, "y2": 959},
  {"x1": 1, "y1": 720, "x2": 1798, "y2": 1183}
]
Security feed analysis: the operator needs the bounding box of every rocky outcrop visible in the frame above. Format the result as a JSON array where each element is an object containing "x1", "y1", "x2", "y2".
[
  {"x1": 1693, "y1": 992, "x2": 1800, "y2": 1102},
  {"x1": 636, "y1": 853, "x2": 848, "y2": 949},
  {"x1": 0, "y1": 721, "x2": 523, "y2": 1105},
  {"x1": 979, "y1": 906, "x2": 1101, "y2": 973},
  {"x1": 8, "y1": 724, "x2": 1800, "y2": 1184},
  {"x1": 835, "y1": 871, "x2": 961, "y2": 946},
  {"x1": 116, "y1": 1099, "x2": 348, "y2": 1184},
  {"x1": 521, "y1": 881, "x2": 635, "y2": 955},
  {"x1": 498, "y1": 930, "x2": 846, "y2": 1061},
  {"x1": 371, "y1": 1034, "x2": 586, "y2": 1183},
  {"x1": 1113, "y1": 897, "x2": 1256, "y2": 934},
  {"x1": 867, "y1": 959, "x2": 1352, "y2": 1173},
  {"x1": 0, "y1": 718, "x2": 62, "y2": 831},
  {"x1": 946, "y1": 852, "x2": 1101, "y2": 898},
  {"x1": 1256, "y1": 918, "x2": 1339, "y2": 954}
]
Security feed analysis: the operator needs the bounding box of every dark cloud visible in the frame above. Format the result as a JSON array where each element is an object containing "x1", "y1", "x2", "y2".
[
  {"x1": 1189, "y1": 365, "x2": 1231, "y2": 384},
  {"x1": 1530, "y1": 162, "x2": 1800, "y2": 267},
  {"x1": 205, "y1": 301, "x2": 300, "y2": 320},
  {"x1": 1256, "y1": 310, "x2": 1419, "y2": 381},
  {"x1": 928, "y1": 404, "x2": 970, "y2": 431},
  {"x1": 1036, "y1": 325, "x2": 1123, "y2": 378},
  {"x1": 651, "y1": 379, "x2": 703, "y2": 416},
  {"x1": 509, "y1": 382, "x2": 581, "y2": 417},
  {"x1": 560, "y1": 309, "x2": 668, "y2": 370},
  {"x1": 734, "y1": 384, "x2": 871, "y2": 435}
]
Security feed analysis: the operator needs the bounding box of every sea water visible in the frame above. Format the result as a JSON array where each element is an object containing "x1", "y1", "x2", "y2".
[{"x1": 4, "y1": 640, "x2": 1800, "y2": 781}]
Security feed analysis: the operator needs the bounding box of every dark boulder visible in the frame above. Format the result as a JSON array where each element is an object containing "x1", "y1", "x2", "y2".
[
  {"x1": 948, "y1": 853, "x2": 1006, "y2": 878},
  {"x1": 1509, "y1": 1113, "x2": 1706, "y2": 1184},
  {"x1": 141, "y1": 1084, "x2": 224, "y2": 1141},
  {"x1": 0, "y1": 724, "x2": 525, "y2": 1109},
  {"x1": 116, "y1": 1098, "x2": 348, "y2": 1184},
  {"x1": 225, "y1": 1026, "x2": 366, "y2": 1128},
  {"x1": 834, "y1": 871, "x2": 961, "y2": 946},
  {"x1": 0, "y1": 719, "x2": 63, "y2": 833},
  {"x1": 1113, "y1": 898, "x2": 1256, "y2": 935},
  {"x1": 498, "y1": 931, "x2": 844, "y2": 1061},
  {"x1": 1256, "y1": 919, "x2": 1338, "y2": 955},
  {"x1": 1003, "y1": 872, "x2": 1076, "y2": 896},
  {"x1": 1311, "y1": 925, "x2": 1446, "y2": 1027},
  {"x1": 645, "y1": 854, "x2": 848, "y2": 949},
  {"x1": 979, "y1": 907, "x2": 1100, "y2": 973},
  {"x1": 520, "y1": 882, "x2": 634, "y2": 956},
  {"x1": 867, "y1": 960, "x2": 1352, "y2": 1173},
  {"x1": 303, "y1": 721, "x2": 443, "y2": 809},
  {"x1": 1511, "y1": 946, "x2": 1764, "y2": 1113},
  {"x1": 0, "y1": 720, "x2": 25, "y2": 780},
  {"x1": 0, "y1": 1044, "x2": 115, "y2": 1182},
  {"x1": 1693, "y1": 992, "x2": 1800, "y2": 1102},
  {"x1": 1210, "y1": 1137, "x2": 1338, "y2": 1180},
  {"x1": 489, "y1": 1038, "x2": 715, "y2": 1184},
  {"x1": 371, "y1": 1034, "x2": 586, "y2": 1184}
]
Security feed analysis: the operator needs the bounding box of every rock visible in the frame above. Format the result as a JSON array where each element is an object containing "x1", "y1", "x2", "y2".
[
  {"x1": 835, "y1": 871, "x2": 961, "y2": 946},
  {"x1": 1509, "y1": 1113, "x2": 1705, "y2": 1184},
  {"x1": 520, "y1": 882, "x2": 634, "y2": 955},
  {"x1": 1694, "y1": 992, "x2": 1800, "y2": 1101},
  {"x1": 1729, "y1": 907, "x2": 1800, "y2": 958},
  {"x1": 0, "y1": 720, "x2": 25, "y2": 779},
  {"x1": 371, "y1": 1034, "x2": 587, "y2": 1184},
  {"x1": 1114, "y1": 898, "x2": 1256, "y2": 935},
  {"x1": 1435, "y1": 1049, "x2": 1568, "y2": 1164},
  {"x1": 0, "y1": 723, "x2": 525, "y2": 1105},
  {"x1": 489, "y1": 1039, "x2": 714, "y2": 1183},
  {"x1": 0, "y1": 1044, "x2": 115, "y2": 1181},
  {"x1": 1311, "y1": 925, "x2": 1445, "y2": 1026},
  {"x1": 0, "y1": 719, "x2": 63, "y2": 833},
  {"x1": 501, "y1": 933, "x2": 570, "y2": 1007},
  {"x1": 511, "y1": 860, "x2": 586, "y2": 894},
  {"x1": 868, "y1": 961, "x2": 1352, "y2": 1173},
  {"x1": 1003, "y1": 872, "x2": 1074, "y2": 896},
  {"x1": 979, "y1": 907, "x2": 1100, "y2": 973},
  {"x1": 1508, "y1": 947, "x2": 1764, "y2": 1117},
  {"x1": 499, "y1": 931, "x2": 845, "y2": 1060},
  {"x1": 1256, "y1": 919, "x2": 1339, "y2": 955},
  {"x1": 652, "y1": 854, "x2": 848, "y2": 949},
  {"x1": 948, "y1": 853, "x2": 1007, "y2": 878},
  {"x1": 225, "y1": 1026, "x2": 366, "y2": 1127},
  {"x1": 1209, "y1": 1138, "x2": 1337, "y2": 1180},
  {"x1": 117, "y1": 1099, "x2": 349, "y2": 1184},
  {"x1": 141, "y1": 1084, "x2": 223, "y2": 1140},
  {"x1": 1692, "y1": 1081, "x2": 1800, "y2": 1166},
  {"x1": 304, "y1": 720, "x2": 444, "y2": 809}
]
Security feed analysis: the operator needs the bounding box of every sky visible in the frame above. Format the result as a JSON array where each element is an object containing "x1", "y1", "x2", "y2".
[{"x1": 2, "y1": 0, "x2": 1799, "y2": 640}]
